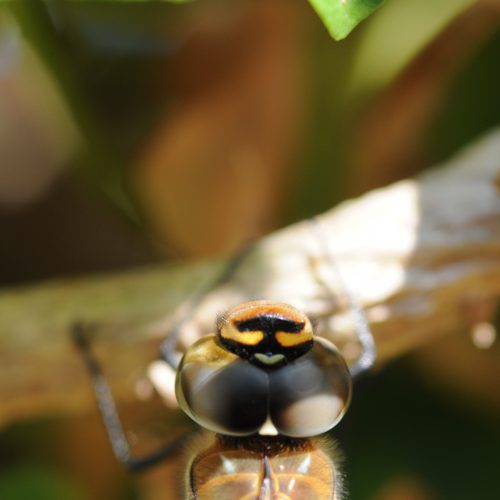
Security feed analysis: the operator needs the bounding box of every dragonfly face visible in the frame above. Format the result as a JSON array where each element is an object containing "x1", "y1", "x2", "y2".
[
  {"x1": 175, "y1": 300, "x2": 352, "y2": 438},
  {"x1": 217, "y1": 301, "x2": 315, "y2": 366}
]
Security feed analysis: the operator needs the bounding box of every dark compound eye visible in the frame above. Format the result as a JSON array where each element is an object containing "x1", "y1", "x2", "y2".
[
  {"x1": 268, "y1": 337, "x2": 352, "y2": 437},
  {"x1": 176, "y1": 336, "x2": 268, "y2": 436},
  {"x1": 176, "y1": 319, "x2": 352, "y2": 438}
]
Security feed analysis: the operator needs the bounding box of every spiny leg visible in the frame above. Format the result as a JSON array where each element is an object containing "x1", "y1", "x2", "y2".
[
  {"x1": 160, "y1": 245, "x2": 252, "y2": 369},
  {"x1": 72, "y1": 323, "x2": 188, "y2": 473},
  {"x1": 73, "y1": 247, "x2": 250, "y2": 471},
  {"x1": 310, "y1": 217, "x2": 377, "y2": 378}
]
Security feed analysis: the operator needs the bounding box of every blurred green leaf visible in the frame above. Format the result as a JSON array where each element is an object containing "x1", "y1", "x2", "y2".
[
  {"x1": 346, "y1": 0, "x2": 475, "y2": 97},
  {"x1": 308, "y1": 0, "x2": 385, "y2": 40},
  {"x1": 0, "y1": 465, "x2": 86, "y2": 500},
  {"x1": 108, "y1": 0, "x2": 194, "y2": 2}
]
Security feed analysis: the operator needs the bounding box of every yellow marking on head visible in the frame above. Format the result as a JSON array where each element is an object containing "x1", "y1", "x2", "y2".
[
  {"x1": 218, "y1": 300, "x2": 315, "y2": 350},
  {"x1": 219, "y1": 324, "x2": 264, "y2": 346},
  {"x1": 275, "y1": 328, "x2": 313, "y2": 347}
]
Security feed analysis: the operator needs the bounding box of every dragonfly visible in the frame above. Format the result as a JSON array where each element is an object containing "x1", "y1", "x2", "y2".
[{"x1": 73, "y1": 219, "x2": 376, "y2": 499}]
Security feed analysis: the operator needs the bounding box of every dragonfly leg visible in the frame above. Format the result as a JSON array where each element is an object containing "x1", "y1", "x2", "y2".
[
  {"x1": 72, "y1": 323, "x2": 188, "y2": 473},
  {"x1": 160, "y1": 246, "x2": 251, "y2": 369},
  {"x1": 309, "y1": 217, "x2": 377, "y2": 379}
]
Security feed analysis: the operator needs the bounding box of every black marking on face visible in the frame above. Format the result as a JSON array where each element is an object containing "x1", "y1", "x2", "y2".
[
  {"x1": 217, "y1": 301, "x2": 315, "y2": 367},
  {"x1": 235, "y1": 314, "x2": 305, "y2": 334}
]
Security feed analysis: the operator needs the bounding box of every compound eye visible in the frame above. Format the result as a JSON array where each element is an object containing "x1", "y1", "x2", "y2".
[
  {"x1": 175, "y1": 336, "x2": 268, "y2": 436},
  {"x1": 269, "y1": 337, "x2": 352, "y2": 437}
]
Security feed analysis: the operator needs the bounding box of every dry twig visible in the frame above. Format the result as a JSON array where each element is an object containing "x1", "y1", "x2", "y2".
[{"x1": 1, "y1": 129, "x2": 500, "y2": 428}]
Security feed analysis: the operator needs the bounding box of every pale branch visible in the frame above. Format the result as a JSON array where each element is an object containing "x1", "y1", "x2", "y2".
[{"x1": 1, "y1": 129, "x2": 500, "y2": 428}]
